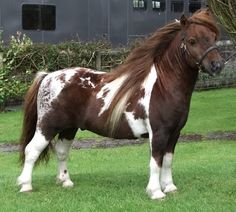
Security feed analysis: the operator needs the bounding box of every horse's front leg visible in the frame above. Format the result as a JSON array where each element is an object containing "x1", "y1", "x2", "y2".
[
  {"x1": 146, "y1": 131, "x2": 167, "y2": 200},
  {"x1": 160, "y1": 132, "x2": 179, "y2": 193},
  {"x1": 160, "y1": 152, "x2": 177, "y2": 193}
]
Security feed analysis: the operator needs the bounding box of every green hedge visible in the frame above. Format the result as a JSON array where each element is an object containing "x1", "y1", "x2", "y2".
[{"x1": 0, "y1": 33, "x2": 114, "y2": 109}]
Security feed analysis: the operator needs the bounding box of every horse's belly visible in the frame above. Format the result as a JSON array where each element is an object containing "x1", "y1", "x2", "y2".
[{"x1": 84, "y1": 111, "x2": 148, "y2": 139}]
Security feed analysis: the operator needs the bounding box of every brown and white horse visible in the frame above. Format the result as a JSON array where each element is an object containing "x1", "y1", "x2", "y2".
[{"x1": 18, "y1": 9, "x2": 224, "y2": 199}]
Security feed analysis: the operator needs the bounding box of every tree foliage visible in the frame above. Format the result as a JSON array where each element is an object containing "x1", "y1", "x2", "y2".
[{"x1": 208, "y1": 0, "x2": 236, "y2": 44}]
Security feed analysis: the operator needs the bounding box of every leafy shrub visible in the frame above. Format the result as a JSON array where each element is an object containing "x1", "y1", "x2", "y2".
[{"x1": 0, "y1": 32, "x2": 33, "y2": 110}]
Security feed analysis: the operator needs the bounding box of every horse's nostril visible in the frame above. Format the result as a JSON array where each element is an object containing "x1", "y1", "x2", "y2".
[
  {"x1": 211, "y1": 61, "x2": 219, "y2": 67},
  {"x1": 211, "y1": 61, "x2": 223, "y2": 73}
]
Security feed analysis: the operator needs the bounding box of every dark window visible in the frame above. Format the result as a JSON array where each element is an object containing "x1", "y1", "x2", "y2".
[
  {"x1": 22, "y1": 5, "x2": 40, "y2": 30},
  {"x1": 133, "y1": 0, "x2": 147, "y2": 10},
  {"x1": 22, "y1": 4, "x2": 56, "y2": 30},
  {"x1": 152, "y1": 0, "x2": 166, "y2": 12},
  {"x1": 189, "y1": 0, "x2": 201, "y2": 13},
  {"x1": 171, "y1": 1, "x2": 184, "y2": 13}
]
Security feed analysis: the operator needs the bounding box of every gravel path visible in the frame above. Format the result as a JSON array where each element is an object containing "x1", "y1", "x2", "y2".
[{"x1": 0, "y1": 132, "x2": 236, "y2": 153}]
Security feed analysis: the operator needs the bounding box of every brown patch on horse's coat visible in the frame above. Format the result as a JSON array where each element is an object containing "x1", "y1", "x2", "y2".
[
  {"x1": 53, "y1": 72, "x2": 66, "y2": 83},
  {"x1": 133, "y1": 104, "x2": 147, "y2": 120},
  {"x1": 126, "y1": 89, "x2": 147, "y2": 120},
  {"x1": 70, "y1": 70, "x2": 104, "y2": 90},
  {"x1": 58, "y1": 73, "x2": 66, "y2": 83}
]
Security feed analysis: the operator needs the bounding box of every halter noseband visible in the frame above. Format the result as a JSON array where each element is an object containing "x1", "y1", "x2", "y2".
[{"x1": 180, "y1": 41, "x2": 219, "y2": 69}]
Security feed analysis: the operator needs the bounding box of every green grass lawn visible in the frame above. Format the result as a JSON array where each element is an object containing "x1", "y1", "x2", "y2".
[
  {"x1": 0, "y1": 88, "x2": 235, "y2": 143},
  {"x1": 0, "y1": 88, "x2": 235, "y2": 211},
  {"x1": 182, "y1": 88, "x2": 236, "y2": 134},
  {"x1": 0, "y1": 141, "x2": 235, "y2": 211}
]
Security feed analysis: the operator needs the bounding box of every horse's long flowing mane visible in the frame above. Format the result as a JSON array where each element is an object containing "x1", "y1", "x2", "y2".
[{"x1": 105, "y1": 9, "x2": 219, "y2": 135}]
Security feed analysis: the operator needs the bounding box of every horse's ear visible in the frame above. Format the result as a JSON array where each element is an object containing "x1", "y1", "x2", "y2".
[
  {"x1": 180, "y1": 15, "x2": 188, "y2": 26},
  {"x1": 205, "y1": 7, "x2": 211, "y2": 15}
]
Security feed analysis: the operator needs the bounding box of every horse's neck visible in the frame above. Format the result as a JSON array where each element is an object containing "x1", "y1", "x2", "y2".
[
  {"x1": 156, "y1": 41, "x2": 198, "y2": 106},
  {"x1": 157, "y1": 39, "x2": 199, "y2": 97}
]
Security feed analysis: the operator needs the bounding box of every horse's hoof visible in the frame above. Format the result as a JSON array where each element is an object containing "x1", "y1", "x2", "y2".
[
  {"x1": 62, "y1": 180, "x2": 74, "y2": 188},
  {"x1": 163, "y1": 184, "x2": 177, "y2": 193},
  {"x1": 19, "y1": 184, "x2": 33, "y2": 193},
  {"x1": 147, "y1": 189, "x2": 166, "y2": 200}
]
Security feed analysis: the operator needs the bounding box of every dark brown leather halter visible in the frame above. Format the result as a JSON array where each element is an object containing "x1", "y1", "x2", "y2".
[{"x1": 180, "y1": 41, "x2": 219, "y2": 70}]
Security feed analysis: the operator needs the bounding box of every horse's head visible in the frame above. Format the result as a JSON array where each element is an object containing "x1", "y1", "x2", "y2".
[{"x1": 180, "y1": 9, "x2": 224, "y2": 76}]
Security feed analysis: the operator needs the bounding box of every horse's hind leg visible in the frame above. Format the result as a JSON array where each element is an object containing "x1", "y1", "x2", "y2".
[
  {"x1": 55, "y1": 128, "x2": 77, "y2": 188},
  {"x1": 17, "y1": 129, "x2": 50, "y2": 192},
  {"x1": 55, "y1": 140, "x2": 74, "y2": 187}
]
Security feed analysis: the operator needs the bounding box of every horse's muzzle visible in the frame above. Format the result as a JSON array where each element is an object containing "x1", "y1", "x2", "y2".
[
  {"x1": 209, "y1": 60, "x2": 225, "y2": 76},
  {"x1": 201, "y1": 58, "x2": 225, "y2": 76}
]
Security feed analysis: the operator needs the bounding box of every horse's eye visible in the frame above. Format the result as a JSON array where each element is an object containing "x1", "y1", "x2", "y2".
[
  {"x1": 205, "y1": 37, "x2": 210, "y2": 43},
  {"x1": 188, "y1": 38, "x2": 196, "y2": 45}
]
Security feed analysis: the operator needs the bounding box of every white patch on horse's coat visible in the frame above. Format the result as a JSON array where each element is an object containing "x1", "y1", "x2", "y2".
[
  {"x1": 124, "y1": 65, "x2": 157, "y2": 138},
  {"x1": 37, "y1": 69, "x2": 77, "y2": 120},
  {"x1": 125, "y1": 112, "x2": 147, "y2": 137},
  {"x1": 138, "y1": 65, "x2": 157, "y2": 141},
  {"x1": 139, "y1": 65, "x2": 157, "y2": 116},
  {"x1": 161, "y1": 153, "x2": 177, "y2": 193},
  {"x1": 64, "y1": 68, "x2": 78, "y2": 81},
  {"x1": 146, "y1": 120, "x2": 153, "y2": 148},
  {"x1": 80, "y1": 77, "x2": 95, "y2": 88},
  {"x1": 17, "y1": 129, "x2": 49, "y2": 192},
  {"x1": 55, "y1": 139, "x2": 74, "y2": 188},
  {"x1": 50, "y1": 72, "x2": 66, "y2": 98},
  {"x1": 97, "y1": 74, "x2": 128, "y2": 116},
  {"x1": 146, "y1": 157, "x2": 166, "y2": 199},
  {"x1": 87, "y1": 69, "x2": 105, "y2": 75}
]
